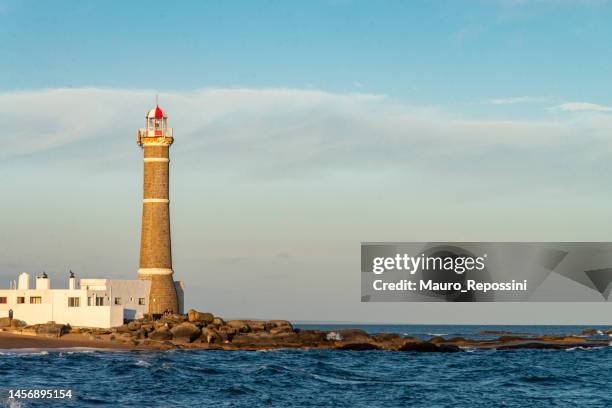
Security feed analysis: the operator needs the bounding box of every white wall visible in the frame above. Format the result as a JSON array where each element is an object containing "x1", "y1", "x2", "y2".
[{"x1": 0, "y1": 278, "x2": 150, "y2": 328}]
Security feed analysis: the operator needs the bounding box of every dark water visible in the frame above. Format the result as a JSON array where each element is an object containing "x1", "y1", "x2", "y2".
[{"x1": 1, "y1": 325, "x2": 612, "y2": 407}]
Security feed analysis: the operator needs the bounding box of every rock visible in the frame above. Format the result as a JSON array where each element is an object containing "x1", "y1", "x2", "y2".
[
  {"x1": 187, "y1": 310, "x2": 214, "y2": 324},
  {"x1": 149, "y1": 328, "x2": 173, "y2": 341},
  {"x1": 227, "y1": 320, "x2": 251, "y2": 333},
  {"x1": 372, "y1": 333, "x2": 402, "y2": 342},
  {"x1": 0, "y1": 317, "x2": 26, "y2": 328},
  {"x1": 580, "y1": 328, "x2": 599, "y2": 336},
  {"x1": 399, "y1": 341, "x2": 462, "y2": 353},
  {"x1": 201, "y1": 327, "x2": 222, "y2": 344},
  {"x1": 269, "y1": 320, "x2": 293, "y2": 330},
  {"x1": 429, "y1": 336, "x2": 446, "y2": 344},
  {"x1": 35, "y1": 323, "x2": 69, "y2": 338},
  {"x1": 231, "y1": 332, "x2": 297, "y2": 347},
  {"x1": 497, "y1": 336, "x2": 528, "y2": 343},
  {"x1": 246, "y1": 321, "x2": 267, "y2": 332},
  {"x1": 127, "y1": 321, "x2": 142, "y2": 331},
  {"x1": 296, "y1": 330, "x2": 327, "y2": 345},
  {"x1": 169, "y1": 314, "x2": 187, "y2": 323},
  {"x1": 116, "y1": 324, "x2": 132, "y2": 333},
  {"x1": 170, "y1": 322, "x2": 201, "y2": 343},
  {"x1": 212, "y1": 317, "x2": 225, "y2": 326},
  {"x1": 132, "y1": 329, "x2": 147, "y2": 339},
  {"x1": 88, "y1": 334, "x2": 101, "y2": 341},
  {"x1": 496, "y1": 342, "x2": 582, "y2": 350},
  {"x1": 270, "y1": 326, "x2": 293, "y2": 335},
  {"x1": 154, "y1": 320, "x2": 173, "y2": 329},
  {"x1": 141, "y1": 324, "x2": 154, "y2": 332},
  {"x1": 337, "y1": 342, "x2": 381, "y2": 351},
  {"x1": 115, "y1": 332, "x2": 134, "y2": 342},
  {"x1": 447, "y1": 337, "x2": 468, "y2": 343},
  {"x1": 218, "y1": 326, "x2": 238, "y2": 336},
  {"x1": 336, "y1": 329, "x2": 370, "y2": 342}
]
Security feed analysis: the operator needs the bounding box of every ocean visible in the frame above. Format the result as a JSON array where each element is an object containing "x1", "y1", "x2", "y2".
[{"x1": 1, "y1": 325, "x2": 612, "y2": 407}]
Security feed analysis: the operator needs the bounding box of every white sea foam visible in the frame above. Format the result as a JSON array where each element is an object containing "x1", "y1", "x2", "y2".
[
  {"x1": 427, "y1": 333, "x2": 448, "y2": 337},
  {"x1": 135, "y1": 359, "x2": 151, "y2": 367},
  {"x1": 0, "y1": 349, "x2": 49, "y2": 356},
  {"x1": 1, "y1": 398, "x2": 25, "y2": 408},
  {"x1": 326, "y1": 332, "x2": 342, "y2": 341}
]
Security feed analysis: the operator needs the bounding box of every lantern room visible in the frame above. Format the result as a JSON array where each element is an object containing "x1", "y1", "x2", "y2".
[
  {"x1": 137, "y1": 104, "x2": 173, "y2": 146},
  {"x1": 146, "y1": 105, "x2": 167, "y2": 136}
]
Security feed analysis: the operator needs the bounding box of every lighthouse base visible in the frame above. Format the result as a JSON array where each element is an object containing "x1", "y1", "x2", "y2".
[{"x1": 138, "y1": 271, "x2": 179, "y2": 315}]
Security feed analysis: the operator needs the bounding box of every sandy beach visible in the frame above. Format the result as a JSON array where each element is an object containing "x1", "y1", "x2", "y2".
[{"x1": 0, "y1": 331, "x2": 136, "y2": 350}]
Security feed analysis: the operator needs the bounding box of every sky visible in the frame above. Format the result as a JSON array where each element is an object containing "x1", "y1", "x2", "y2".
[{"x1": 2, "y1": 0, "x2": 612, "y2": 323}]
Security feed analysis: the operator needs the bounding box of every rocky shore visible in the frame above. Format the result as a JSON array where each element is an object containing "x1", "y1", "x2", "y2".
[{"x1": 1, "y1": 312, "x2": 611, "y2": 352}]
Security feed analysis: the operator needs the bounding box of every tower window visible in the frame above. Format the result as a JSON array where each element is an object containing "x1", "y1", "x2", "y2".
[
  {"x1": 0, "y1": 297, "x2": 6, "y2": 304},
  {"x1": 138, "y1": 298, "x2": 146, "y2": 306},
  {"x1": 95, "y1": 297, "x2": 104, "y2": 306},
  {"x1": 17, "y1": 297, "x2": 25, "y2": 304},
  {"x1": 30, "y1": 296, "x2": 42, "y2": 304},
  {"x1": 68, "y1": 297, "x2": 80, "y2": 307},
  {"x1": 114, "y1": 297, "x2": 122, "y2": 305}
]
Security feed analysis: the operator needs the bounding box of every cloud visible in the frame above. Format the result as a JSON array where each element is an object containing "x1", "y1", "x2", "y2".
[
  {"x1": 556, "y1": 102, "x2": 612, "y2": 112},
  {"x1": 488, "y1": 96, "x2": 547, "y2": 105},
  {"x1": 1, "y1": 87, "x2": 612, "y2": 181}
]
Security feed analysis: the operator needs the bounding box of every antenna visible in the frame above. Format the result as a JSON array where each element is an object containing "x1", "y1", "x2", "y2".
[{"x1": 155, "y1": 93, "x2": 159, "y2": 106}]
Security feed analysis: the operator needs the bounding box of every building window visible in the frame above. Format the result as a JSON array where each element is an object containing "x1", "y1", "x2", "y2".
[
  {"x1": 30, "y1": 296, "x2": 42, "y2": 304},
  {"x1": 17, "y1": 297, "x2": 25, "y2": 304},
  {"x1": 114, "y1": 297, "x2": 122, "y2": 305},
  {"x1": 68, "y1": 297, "x2": 80, "y2": 307},
  {"x1": 87, "y1": 297, "x2": 91, "y2": 306},
  {"x1": 0, "y1": 297, "x2": 6, "y2": 304},
  {"x1": 95, "y1": 297, "x2": 104, "y2": 306},
  {"x1": 138, "y1": 298, "x2": 146, "y2": 306}
]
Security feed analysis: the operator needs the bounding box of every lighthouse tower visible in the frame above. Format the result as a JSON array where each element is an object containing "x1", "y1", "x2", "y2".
[{"x1": 136, "y1": 105, "x2": 179, "y2": 315}]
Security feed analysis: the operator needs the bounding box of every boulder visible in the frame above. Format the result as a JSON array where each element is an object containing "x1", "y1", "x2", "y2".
[
  {"x1": 154, "y1": 320, "x2": 171, "y2": 330},
  {"x1": 218, "y1": 326, "x2": 238, "y2": 335},
  {"x1": 114, "y1": 332, "x2": 134, "y2": 342},
  {"x1": 201, "y1": 327, "x2": 222, "y2": 344},
  {"x1": 580, "y1": 328, "x2": 599, "y2": 336},
  {"x1": 115, "y1": 324, "x2": 132, "y2": 333},
  {"x1": 336, "y1": 329, "x2": 370, "y2": 342},
  {"x1": 246, "y1": 321, "x2": 267, "y2": 332},
  {"x1": 270, "y1": 326, "x2": 293, "y2": 335},
  {"x1": 169, "y1": 314, "x2": 187, "y2": 323},
  {"x1": 35, "y1": 323, "x2": 69, "y2": 338},
  {"x1": 170, "y1": 322, "x2": 201, "y2": 343},
  {"x1": 0, "y1": 317, "x2": 26, "y2": 328},
  {"x1": 399, "y1": 341, "x2": 462, "y2": 353},
  {"x1": 269, "y1": 320, "x2": 293, "y2": 330},
  {"x1": 132, "y1": 329, "x2": 147, "y2": 339},
  {"x1": 429, "y1": 336, "x2": 446, "y2": 344},
  {"x1": 372, "y1": 333, "x2": 402, "y2": 342},
  {"x1": 141, "y1": 324, "x2": 154, "y2": 332},
  {"x1": 187, "y1": 310, "x2": 214, "y2": 324},
  {"x1": 227, "y1": 320, "x2": 251, "y2": 333},
  {"x1": 296, "y1": 330, "x2": 327, "y2": 345},
  {"x1": 149, "y1": 327, "x2": 173, "y2": 341},
  {"x1": 127, "y1": 321, "x2": 142, "y2": 331},
  {"x1": 212, "y1": 317, "x2": 225, "y2": 326},
  {"x1": 337, "y1": 342, "x2": 381, "y2": 351}
]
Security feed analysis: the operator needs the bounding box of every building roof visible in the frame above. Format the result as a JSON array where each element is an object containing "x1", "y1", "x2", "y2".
[{"x1": 146, "y1": 105, "x2": 166, "y2": 119}]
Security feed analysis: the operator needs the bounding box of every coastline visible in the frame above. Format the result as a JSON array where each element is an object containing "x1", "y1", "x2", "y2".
[{"x1": 2, "y1": 323, "x2": 611, "y2": 353}]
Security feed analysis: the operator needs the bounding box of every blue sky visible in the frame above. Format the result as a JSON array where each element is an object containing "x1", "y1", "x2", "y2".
[
  {"x1": 2, "y1": 0, "x2": 612, "y2": 111},
  {"x1": 2, "y1": 0, "x2": 612, "y2": 322}
]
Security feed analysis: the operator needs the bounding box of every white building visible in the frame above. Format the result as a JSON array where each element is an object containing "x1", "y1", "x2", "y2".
[{"x1": 0, "y1": 272, "x2": 158, "y2": 328}]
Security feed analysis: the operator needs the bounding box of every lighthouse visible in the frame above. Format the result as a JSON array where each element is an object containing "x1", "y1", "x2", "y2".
[{"x1": 136, "y1": 104, "x2": 179, "y2": 315}]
